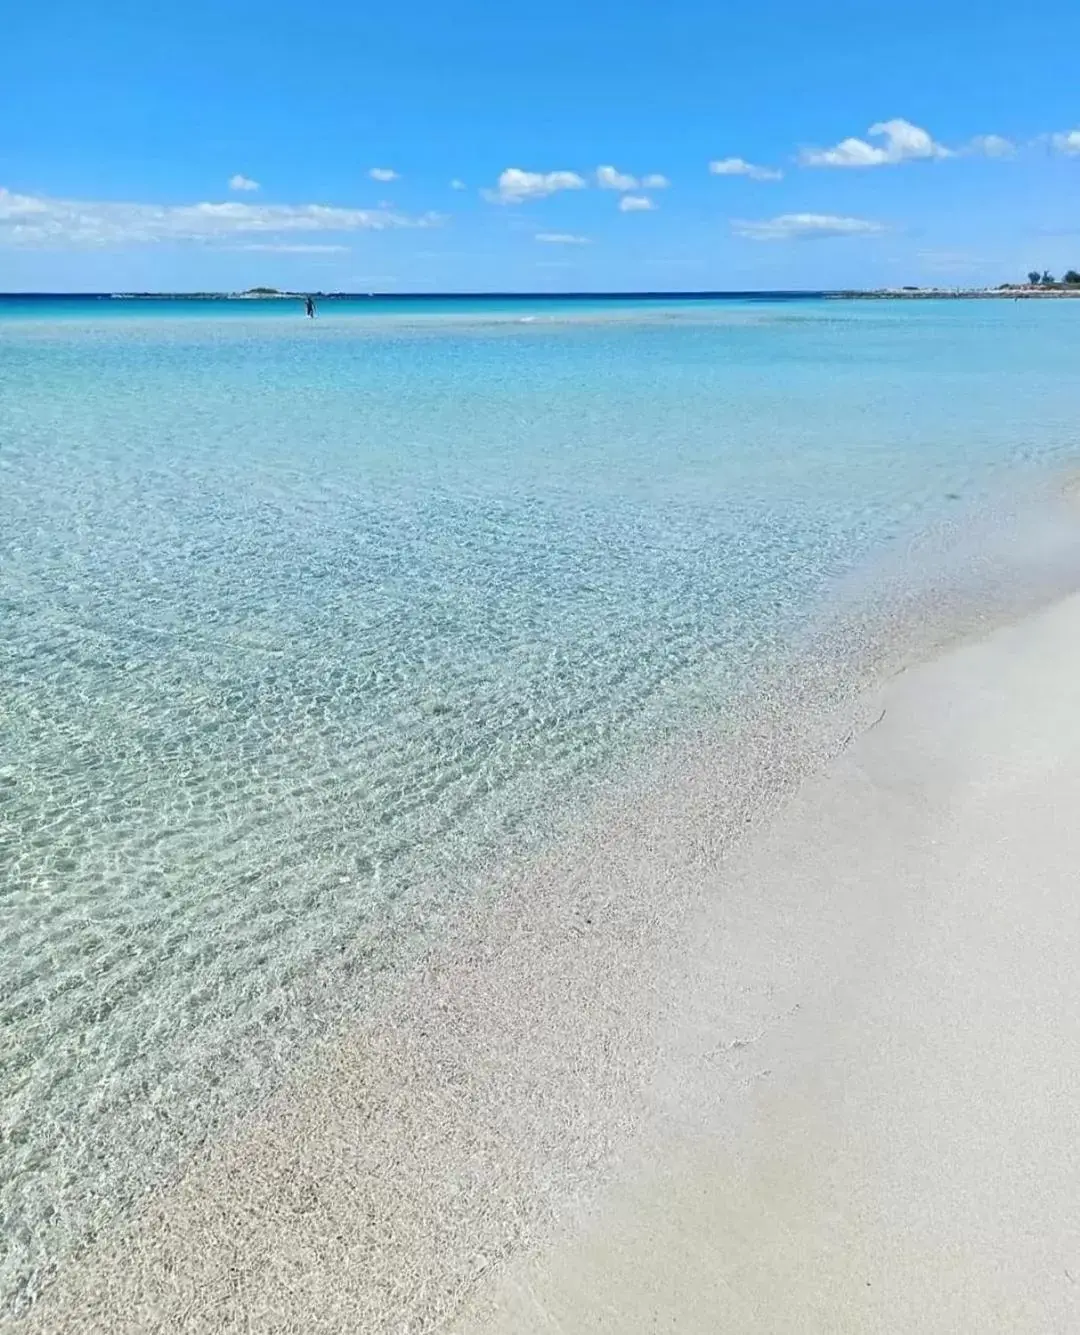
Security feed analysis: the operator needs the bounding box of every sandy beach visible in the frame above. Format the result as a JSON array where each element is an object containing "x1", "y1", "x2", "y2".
[
  {"x1": 457, "y1": 593, "x2": 1080, "y2": 1334},
  {"x1": 8, "y1": 585, "x2": 1080, "y2": 1332}
]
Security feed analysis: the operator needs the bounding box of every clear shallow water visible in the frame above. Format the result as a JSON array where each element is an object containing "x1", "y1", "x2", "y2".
[{"x1": 2, "y1": 296, "x2": 1080, "y2": 1310}]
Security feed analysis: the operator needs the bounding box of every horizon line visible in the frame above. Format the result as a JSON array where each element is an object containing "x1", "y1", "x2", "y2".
[{"x1": 0, "y1": 289, "x2": 830, "y2": 300}]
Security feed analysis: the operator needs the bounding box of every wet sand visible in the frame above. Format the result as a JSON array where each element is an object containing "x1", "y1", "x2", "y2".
[{"x1": 11, "y1": 593, "x2": 1080, "y2": 1333}]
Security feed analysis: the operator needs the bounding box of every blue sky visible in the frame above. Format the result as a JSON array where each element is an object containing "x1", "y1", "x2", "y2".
[{"x1": 4, "y1": 0, "x2": 1080, "y2": 291}]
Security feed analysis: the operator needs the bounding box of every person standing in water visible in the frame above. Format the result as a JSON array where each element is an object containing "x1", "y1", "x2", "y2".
[{"x1": 305, "y1": 295, "x2": 316, "y2": 319}]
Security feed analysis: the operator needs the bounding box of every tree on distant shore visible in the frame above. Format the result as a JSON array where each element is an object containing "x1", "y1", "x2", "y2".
[{"x1": 1023, "y1": 269, "x2": 1080, "y2": 286}]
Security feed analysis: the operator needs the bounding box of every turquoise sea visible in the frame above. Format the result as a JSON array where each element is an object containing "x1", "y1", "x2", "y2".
[{"x1": 3, "y1": 294, "x2": 1080, "y2": 1311}]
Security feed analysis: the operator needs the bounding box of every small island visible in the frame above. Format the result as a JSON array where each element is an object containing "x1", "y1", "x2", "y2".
[
  {"x1": 234, "y1": 287, "x2": 314, "y2": 299},
  {"x1": 110, "y1": 288, "x2": 320, "y2": 301}
]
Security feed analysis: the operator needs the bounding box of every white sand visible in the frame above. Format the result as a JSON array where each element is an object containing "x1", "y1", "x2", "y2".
[
  {"x1": 12, "y1": 594, "x2": 1080, "y2": 1333},
  {"x1": 456, "y1": 593, "x2": 1080, "y2": 1333}
]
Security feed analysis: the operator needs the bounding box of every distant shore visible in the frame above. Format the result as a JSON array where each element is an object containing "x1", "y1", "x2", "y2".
[{"x1": 832, "y1": 284, "x2": 1080, "y2": 300}]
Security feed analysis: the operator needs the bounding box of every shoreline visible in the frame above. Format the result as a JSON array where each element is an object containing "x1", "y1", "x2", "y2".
[
  {"x1": 10, "y1": 486, "x2": 1080, "y2": 1332},
  {"x1": 457, "y1": 591, "x2": 1080, "y2": 1333}
]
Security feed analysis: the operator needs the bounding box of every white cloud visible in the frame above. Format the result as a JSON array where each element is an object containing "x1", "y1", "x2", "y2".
[
  {"x1": 596, "y1": 164, "x2": 638, "y2": 190},
  {"x1": 802, "y1": 138, "x2": 890, "y2": 168},
  {"x1": 482, "y1": 167, "x2": 587, "y2": 204},
  {"x1": 535, "y1": 232, "x2": 591, "y2": 244},
  {"x1": 368, "y1": 167, "x2": 399, "y2": 182},
  {"x1": 709, "y1": 157, "x2": 783, "y2": 182},
  {"x1": 618, "y1": 195, "x2": 656, "y2": 212},
  {"x1": 596, "y1": 166, "x2": 669, "y2": 191},
  {"x1": 449, "y1": 178, "x2": 467, "y2": 190},
  {"x1": 801, "y1": 118, "x2": 950, "y2": 168},
  {"x1": 732, "y1": 212, "x2": 886, "y2": 241},
  {"x1": 228, "y1": 174, "x2": 260, "y2": 192},
  {"x1": 966, "y1": 134, "x2": 1015, "y2": 158},
  {"x1": 1051, "y1": 129, "x2": 1080, "y2": 155},
  {"x1": 0, "y1": 186, "x2": 439, "y2": 248}
]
